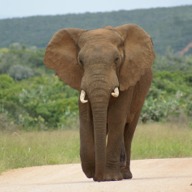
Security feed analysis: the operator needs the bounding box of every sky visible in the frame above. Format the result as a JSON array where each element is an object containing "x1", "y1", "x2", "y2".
[{"x1": 1, "y1": 0, "x2": 192, "y2": 19}]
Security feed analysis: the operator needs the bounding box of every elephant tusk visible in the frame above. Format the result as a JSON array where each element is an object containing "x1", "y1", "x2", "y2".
[
  {"x1": 111, "y1": 87, "x2": 119, "y2": 98},
  {"x1": 80, "y1": 90, "x2": 88, "y2": 103}
]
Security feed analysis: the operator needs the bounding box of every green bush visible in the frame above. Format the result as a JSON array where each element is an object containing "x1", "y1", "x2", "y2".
[
  {"x1": 1, "y1": 75, "x2": 79, "y2": 130},
  {"x1": 141, "y1": 94, "x2": 181, "y2": 122},
  {"x1": 0, "y1": 44, "x2": 45, "y2": 80},
  {"x1": 0, "y1": 46, "x2": 192, "y2": 130},
  {"x1": 141, "y1": 70, "x2": 191, "y2": 124},
  {"x1": 8, "y1": 65, "x2": 34, "y2": 80}
]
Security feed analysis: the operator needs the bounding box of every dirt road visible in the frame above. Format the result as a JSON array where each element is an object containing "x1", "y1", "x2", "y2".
[{"x1": 0, "y1": 158, "x2": 192, "y2": 192}]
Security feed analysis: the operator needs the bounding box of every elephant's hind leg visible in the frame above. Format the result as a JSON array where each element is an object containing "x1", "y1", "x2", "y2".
[
  {"x1": 122, "y1": 98, "x2": 148, "y2": 179},
  {"x1": 121, "y1": 122, "x2": 135, "y2": 179}
]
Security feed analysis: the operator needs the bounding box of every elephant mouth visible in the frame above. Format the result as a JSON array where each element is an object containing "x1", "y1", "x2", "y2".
[{"x1": 80, "y1": 87, "x2": 119, "y2": 104}]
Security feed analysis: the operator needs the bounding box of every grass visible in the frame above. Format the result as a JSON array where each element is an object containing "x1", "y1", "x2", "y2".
[
  {"x1": 132, "y1": 123, "x2": 192, "y2": 159},
  {"x1": 0, "y1": 130, "x2": 80, "y2": 173},
  {"x1": 0, "y1": 123, "x2": 192, "y2": 173}
]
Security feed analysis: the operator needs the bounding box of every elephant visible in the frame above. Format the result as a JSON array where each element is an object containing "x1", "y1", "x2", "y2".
[{"x1": 44, "y1": 24, "x2": 155, "y2": 182}]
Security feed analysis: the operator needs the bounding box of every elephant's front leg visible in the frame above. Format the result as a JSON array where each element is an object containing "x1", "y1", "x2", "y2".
[
  {"x1": 79, "y1": 102, "x2": 95, "y2": 178},
  {"x1": 105, "y1": 120, "x2": 125, "y2": 181}
]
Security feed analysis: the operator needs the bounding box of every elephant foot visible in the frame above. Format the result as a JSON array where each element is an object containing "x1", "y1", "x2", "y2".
[
  {"x1": 85, "y1": 170, "x2": 95, "y2": 179},
  {"x1": 121, "y1": 167, "x2": 133, "y2": 179},
  {"x1": 104, "y1": 167, "x2": 123, "y2": 181},
  {"x1": 93, "y1": 167, "x2": 123, "y2": 182},
  {"x1": 81, "y1": 163, "x2": 95, "y2": 179},
  {"x1": 93, "y1": 174, "x2": 105, "y2": 182}
]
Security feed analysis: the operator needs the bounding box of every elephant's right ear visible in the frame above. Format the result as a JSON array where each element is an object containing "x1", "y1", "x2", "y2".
[{"x1": 44, "y1": 28, "x2": 85, "y2": 90}]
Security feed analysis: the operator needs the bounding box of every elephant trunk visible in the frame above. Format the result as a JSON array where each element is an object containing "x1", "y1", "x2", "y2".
[
  {"x1": 89, "y1": 87, "x2": 109, "y2": 181},
  {"x1": 92, "y1": 103, "x2": 108, "y2": 181}
]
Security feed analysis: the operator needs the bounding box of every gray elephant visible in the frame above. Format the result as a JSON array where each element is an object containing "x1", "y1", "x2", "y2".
[{"x1": 44, "y1": 24, "x2": 155, "y2": 181}]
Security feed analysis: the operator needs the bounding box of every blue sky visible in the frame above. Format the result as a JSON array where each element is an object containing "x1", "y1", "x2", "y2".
[{"x1": 1, "y1": 0, "x2": 192, "y2": 19}]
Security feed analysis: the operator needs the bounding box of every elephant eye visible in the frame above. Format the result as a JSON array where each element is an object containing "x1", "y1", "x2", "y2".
[
  {"x1": 78, "y1": 57, "x2": 84, "y2": 66},
  {"x1": 114, "y1": 56, "x2": 120, "y2": 64},
  {"x1": 79, "y1": 59, "x2": 83, "y2": 65}
]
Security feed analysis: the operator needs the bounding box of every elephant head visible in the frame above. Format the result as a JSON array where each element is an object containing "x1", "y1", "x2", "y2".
[{"x1": 44, "y1": 24, "x2": 155, "y2": 180}]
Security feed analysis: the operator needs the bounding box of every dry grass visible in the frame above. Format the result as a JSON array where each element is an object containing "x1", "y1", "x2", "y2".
[
  {"x1": 0, "y1": 130, "x2": 79, "y2": 173},
  {"x1": 0, "y1": 123, "x2": 191, "y2": 173},
  {"x1": 132, "y1": 123, "x2": 192, "y2": 159}
]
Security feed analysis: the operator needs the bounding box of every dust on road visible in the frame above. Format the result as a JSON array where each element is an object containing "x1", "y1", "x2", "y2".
[{"x1": 0, "y1": 158, "x2": 192, "y2": 192}]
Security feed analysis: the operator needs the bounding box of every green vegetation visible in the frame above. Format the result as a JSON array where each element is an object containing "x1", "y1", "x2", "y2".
[
  {"x1": 0, "y1": 43, "x2": 45, "y2": 79},
  {"x1": 0, "y1": 6, "x2": 191, "y2": 130},
  {"x1": 0, "y1": 74, "x2": 79, "y2": 130},
  {"x1": 0, "y1": 123, "x2": 192, "y2": 173},
  {"x1": 0, "y1": 5, "x2": 192, "y2": 54},
  {"x1": 0, "y1": 45, "x2": 192, "y2": 130}
]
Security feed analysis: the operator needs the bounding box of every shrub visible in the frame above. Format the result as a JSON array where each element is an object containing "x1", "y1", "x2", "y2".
[{"x1": 8, "y1": 65, "x2": 34, "y2": 80}]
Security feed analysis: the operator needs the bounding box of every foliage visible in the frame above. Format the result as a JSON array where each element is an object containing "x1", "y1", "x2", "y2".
[
  {"x1": 0, "y1": 44, "x2": 192, "y2": 130},
  {"x1": 0, "y1": 74, "x2": 79, "y2": 130},
  {"x1": 0, "y1": 44, "x2": 45, "y2": 80},
  {"x1": 141, "y1": 53, "x2": 192, "y2": 124},
  {"x1": 0, "y1": 6, "x2": 192, "y2": 54}
]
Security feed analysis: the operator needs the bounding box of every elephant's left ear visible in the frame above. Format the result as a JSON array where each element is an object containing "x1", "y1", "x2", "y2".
[{"x1": 115, "y1": 24, "x2": 155, "y2": 91}]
